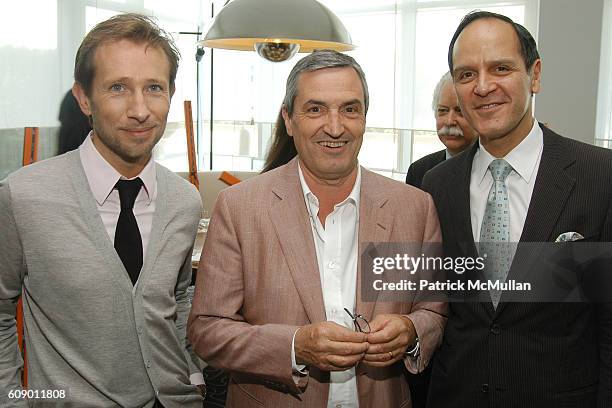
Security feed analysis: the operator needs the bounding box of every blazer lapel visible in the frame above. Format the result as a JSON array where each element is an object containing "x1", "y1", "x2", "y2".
[
  {"x1": 356, "y1": 169, "x2": 393, "y2": 322},
  {"x1": 269, "y1": 160, "x2": 326, "y2": 324},
  {"x1": 497, "y1": 125, "x2": 576, "y2": 313},
  {"x1": 450, "y1": 144, "x2": 496, "y2": 315},
  {"x1": 449, "y1": 144, "x2": 479, "y2": 258},
  {"x1": 518, "y1": 126, "x2": 576, "y2": 243}
]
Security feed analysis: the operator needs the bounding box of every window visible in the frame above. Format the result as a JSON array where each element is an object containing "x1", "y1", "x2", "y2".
[
  {"x1": 199, "y1": 0, "x2": 536, "y2": 180},
  {"x1": 0, "y1": 0, "x2": 540, "y2": 180},
  {"x1": 596, "y1": 0, "x2": 612, "y2": 148}
]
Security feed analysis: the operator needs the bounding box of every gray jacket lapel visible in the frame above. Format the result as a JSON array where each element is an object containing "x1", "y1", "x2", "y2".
[
  {"x1": 66, "y1": 151, "x2": 134, "y2": 292},
  {"x1": 137, "y1": 165, "x2": 168, "y2": 291}
]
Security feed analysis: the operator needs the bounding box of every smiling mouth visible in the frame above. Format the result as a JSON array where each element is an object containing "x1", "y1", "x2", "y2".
[
  {"x1": 318, "y1": 141, "x2": 348, "y2": 148},
  {"x1": 123, "y1": 127, "x2": 154, "y2": 134},
  {"x1": 477, "y1": 103, "x2": 503, "y2": 110}
]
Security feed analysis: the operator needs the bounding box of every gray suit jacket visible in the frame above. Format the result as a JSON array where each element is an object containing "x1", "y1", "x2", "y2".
[{"x1": 0, "y1": 151, "x2": 204, "y2": 407}]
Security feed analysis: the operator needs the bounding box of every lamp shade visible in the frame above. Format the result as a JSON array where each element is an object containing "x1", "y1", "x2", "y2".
[{"x1": 200, "y1": 0, "x2": 354, "y2": 53}]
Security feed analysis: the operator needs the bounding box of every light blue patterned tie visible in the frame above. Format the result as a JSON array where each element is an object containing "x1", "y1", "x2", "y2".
[{"x1": 479, "y1": 159, "x2": 513, "y2": 308}]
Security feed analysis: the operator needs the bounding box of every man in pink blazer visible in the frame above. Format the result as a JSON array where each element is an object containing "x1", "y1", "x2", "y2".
[{"x1": 188, "y1": 50, "x2": 446, "y2": 407}]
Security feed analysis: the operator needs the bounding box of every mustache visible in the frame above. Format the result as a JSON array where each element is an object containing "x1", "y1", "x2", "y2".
[{"x1": 438, "y1": 125, "x2": 464, "y2": 137}]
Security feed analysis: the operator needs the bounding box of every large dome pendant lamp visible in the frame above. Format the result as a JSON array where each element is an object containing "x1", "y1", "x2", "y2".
[{"x1": 200, "y1": 0, "x2": 354, "y2": 62}]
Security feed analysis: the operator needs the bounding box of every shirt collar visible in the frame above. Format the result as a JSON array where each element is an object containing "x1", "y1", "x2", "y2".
[
  {"x1": 79, "y1": 132, "x2": 156, "y2": 206},
  {"x1": 297, "y1": 161, "x2": 361, "y2": 215},
  {"x1": 473, "y1": 119, "x2": 543, "y2": 186},
  {"x1": 504, "y1": 120, "x2": 543, "y2": 183}
]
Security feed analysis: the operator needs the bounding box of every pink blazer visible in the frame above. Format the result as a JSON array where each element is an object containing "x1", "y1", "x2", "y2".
[{"x1": 188, "y1": 159, "x2": 446, "y2": 408}]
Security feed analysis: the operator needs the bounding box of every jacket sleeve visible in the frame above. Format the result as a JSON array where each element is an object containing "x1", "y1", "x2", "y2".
[
  {"x1": 597, "y1": 195, "x2": 612, "y2": 406},
  {"x1": 174, "y1": 246, "x2": 203, "y2": 380},
  {"x1": 404, "y1": 192, "x2": 447, "y2": 373},
  {"x1": 187, "y1": 190, "x2": 304, "y2": 394}
]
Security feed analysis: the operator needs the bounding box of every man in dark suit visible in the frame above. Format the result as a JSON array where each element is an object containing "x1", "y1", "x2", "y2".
[
  {"x1": 405, "y1": 72, "x2": 477, "y2": 188},
  {"x1": 423, "y1": 11, "x2": 612, "y2": 407}
]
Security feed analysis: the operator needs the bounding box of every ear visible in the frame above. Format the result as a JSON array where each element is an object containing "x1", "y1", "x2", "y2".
[
  {"x1": 281, "y1": 106, "x2": 294, "y2": 137},
  {"x1": 72, "y1": 82, "x2": 92, "y2": 116},
  {"x1": 529, "y1": 59, "x2": 542, "y2": 95}
]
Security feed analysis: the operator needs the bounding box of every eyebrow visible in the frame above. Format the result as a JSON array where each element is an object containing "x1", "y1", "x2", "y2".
[
  {"x1": 303, "y1": 99, "x2": 363, "y2": 107},
  {"x1": 453, "y1": 58, "x2": 519, "y2": 73},
  {"x1": 105, "y1": 76, "x2": 168, "y2": 84},
  {"x1": 341, "y1": 99, "x2": 363, "y2": 107},
  {"x1": 303, "y1": 99, "x2": 328, "y2": 107}
]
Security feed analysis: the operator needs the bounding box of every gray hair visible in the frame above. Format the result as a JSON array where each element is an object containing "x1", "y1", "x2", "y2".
[
  {"x1": 432, "y1": 71, "x2": 453, "y2": 113},
  {"x1": 282, "y1": 49, "x2": 369, "y2": 116}
]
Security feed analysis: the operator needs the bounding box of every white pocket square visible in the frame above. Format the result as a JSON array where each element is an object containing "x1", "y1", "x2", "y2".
[{"x1": 555, "y1": 232, "x2": 584, "y2": 242}]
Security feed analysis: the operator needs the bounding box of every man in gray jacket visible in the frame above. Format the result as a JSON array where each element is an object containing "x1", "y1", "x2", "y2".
[{"x1": 0, "y1": 13, "x2": 203, "y2": 407}]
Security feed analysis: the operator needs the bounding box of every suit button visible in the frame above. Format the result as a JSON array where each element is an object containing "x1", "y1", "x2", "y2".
[
  {"x1": 490, "y1": 324, "x2": 501, "y2": 335},
  {"x1": 481, "y1": 384, "x2": 489, "y2": 393}
]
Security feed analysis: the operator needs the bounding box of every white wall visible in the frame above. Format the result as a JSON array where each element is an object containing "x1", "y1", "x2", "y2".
[
  {"x1": 535, "y1": 0, "x2": 605, "y2": 144},
  {"x1": 595, "y1": 0, "x2": 612, "y2": 145}
]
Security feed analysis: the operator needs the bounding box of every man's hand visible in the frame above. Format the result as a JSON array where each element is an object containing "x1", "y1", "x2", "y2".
[
  {"x1": 294, "y1": 321, "x2": 369, "y2": 371},
  {"x1": 363, "y1": 314, "x2": 416, "y2": 367}
]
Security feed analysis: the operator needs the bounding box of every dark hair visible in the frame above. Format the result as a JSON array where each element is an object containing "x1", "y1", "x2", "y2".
[
  {"x1": 261, "y1": 110, "x2": 297, "y2": 173},
  {"x1": 57, "y1": 90, "x2": 92, "y2": 154},
  {"x1": 74, "y1": 13, "x2": 180, "y2": 95},
  {"x1": 448, "y1": 10, "x2": 540, "y2": 73}
]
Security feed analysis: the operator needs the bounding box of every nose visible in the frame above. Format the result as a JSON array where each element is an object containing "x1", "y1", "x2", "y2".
[
  {"x1": 475, "y1": 72, "x2": 495, "y2": 97},
  {"x1": 323, "y1": 109, "x2": 344, "y2": 138},
  {"x1": 126, "y1": 90, "x2": 151, "y2": 123},
  {"x1": 446, "y1": 109, "x2": 459, "y2": 126}
]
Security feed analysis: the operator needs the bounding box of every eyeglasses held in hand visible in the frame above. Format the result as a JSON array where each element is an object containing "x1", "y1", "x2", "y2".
[{"x1": 344, "y1": 308, "x2": 371, "y2": 333}]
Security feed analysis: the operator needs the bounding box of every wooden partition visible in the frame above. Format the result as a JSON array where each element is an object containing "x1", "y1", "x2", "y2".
[
  {"x1": 183, "y1": 101, "x2": 200, "y2": 191},
  {"x1": 17, "y1": 127, "x2": 38, "y2": 387}
]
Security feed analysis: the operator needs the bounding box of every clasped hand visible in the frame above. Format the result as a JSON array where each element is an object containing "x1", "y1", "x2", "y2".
[{"x1": 294, "y1": 314, "x2": 416, "y2": 371}]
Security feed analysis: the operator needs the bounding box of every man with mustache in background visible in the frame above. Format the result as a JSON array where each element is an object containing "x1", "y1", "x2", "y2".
[{"x1": 406, "y1": 72, "x2": 478, "y2": 189}]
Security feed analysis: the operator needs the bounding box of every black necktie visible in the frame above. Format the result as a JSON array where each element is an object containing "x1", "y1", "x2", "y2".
[{"x1": 114, "y1": 178, "x2": 143, "y2": 285}]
